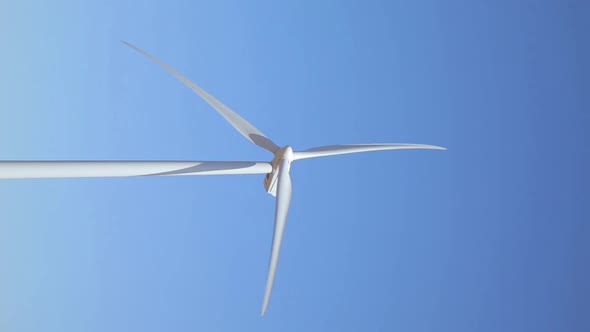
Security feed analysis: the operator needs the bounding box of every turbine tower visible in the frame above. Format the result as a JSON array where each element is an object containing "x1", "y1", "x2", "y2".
[{"x1": 0, "y1": 41, "x2": 445, "y2": 315}]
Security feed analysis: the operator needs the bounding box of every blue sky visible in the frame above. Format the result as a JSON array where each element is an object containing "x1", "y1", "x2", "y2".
[{"x1": 1, "y1": 0, "x2": 588, "y2": 331}]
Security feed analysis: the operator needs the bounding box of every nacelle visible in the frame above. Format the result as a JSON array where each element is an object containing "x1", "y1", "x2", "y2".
[
  {"x1": 263, "y1": 145, "x2": 293, "y2": 196},
  {"x1": 264, "y1": 170, "x2": 279, "y2": 196}
]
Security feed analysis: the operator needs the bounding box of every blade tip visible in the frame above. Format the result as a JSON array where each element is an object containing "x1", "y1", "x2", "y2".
[
  {"x1": 120, "y1": 40, "x2": 137, "y2": 50},
  {"x1": 427, "y1": 144, "x2": 447, "y2": 151}
]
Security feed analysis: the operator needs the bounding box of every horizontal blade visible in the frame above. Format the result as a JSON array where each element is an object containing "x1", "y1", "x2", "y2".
[
  {"x1": 122, "y1": 41, "x2": 280, "y2": 153},
  {"x1": 292, "y1": 143, "x2": 446, "y2": 160},
  {"x1": 0, "y1": 161, "x2": 272, "y2": 179},
  {"x1": 261, "y1": 158, "x2": 292, "y2": 316}
]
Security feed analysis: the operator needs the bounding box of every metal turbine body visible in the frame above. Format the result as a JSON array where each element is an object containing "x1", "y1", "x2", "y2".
[
  {"x1": 0, "y1": 42, "x2": 445, "y2": 315},
  {"x1": 264, "y1": 145, "x2": 293, "y2": 196}
]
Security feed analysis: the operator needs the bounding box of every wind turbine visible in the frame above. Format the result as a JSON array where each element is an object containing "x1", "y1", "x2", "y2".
[{"x1": 0, "y1": 41, "x2": 446, "y2": 315}]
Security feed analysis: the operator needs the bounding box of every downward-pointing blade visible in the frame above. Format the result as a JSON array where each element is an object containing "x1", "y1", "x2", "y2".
[
  {"x1": 261, "y1": 158, "x2": 292, "y2": 316},
  {"x1": 121, "y1": 41, "x2": 280, "y2": 153}
]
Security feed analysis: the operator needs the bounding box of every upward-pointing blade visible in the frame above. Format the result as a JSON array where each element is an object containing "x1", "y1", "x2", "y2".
[
  {"x1": 261, "y1": 158, "x2": 292, "y2": 316},
  {"x1": 122, "y1": 41, "x2": 280, "y2": 153}
]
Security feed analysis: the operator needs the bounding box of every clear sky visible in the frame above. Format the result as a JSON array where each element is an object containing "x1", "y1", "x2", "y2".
[{"x1": 1, "y1": 0, "x2": 588, "y2": 331}]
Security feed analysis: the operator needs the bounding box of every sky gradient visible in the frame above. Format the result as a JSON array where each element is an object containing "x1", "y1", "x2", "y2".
[{"x1": 1, "y1": 0, "x2": 589, "y2": 331}]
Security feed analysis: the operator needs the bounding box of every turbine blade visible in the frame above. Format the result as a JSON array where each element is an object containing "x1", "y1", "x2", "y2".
[
  {"x1": 292, "y1": 143, "x2": 446, "y2": 160},
  {"x1": 0, "y1": 161, "x2": 272, "y2": 179},
  {"x1": 261, "y1": 158, "x2": 292, "y2": 316},
  {"x1": 121, "y1": 41, "x2": 280, "y2": 153}
]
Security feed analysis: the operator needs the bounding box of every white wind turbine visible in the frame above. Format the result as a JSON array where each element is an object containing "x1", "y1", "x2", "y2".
[{"x1": 0, "y1": 41, "x2": 445, "y2": 315}]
